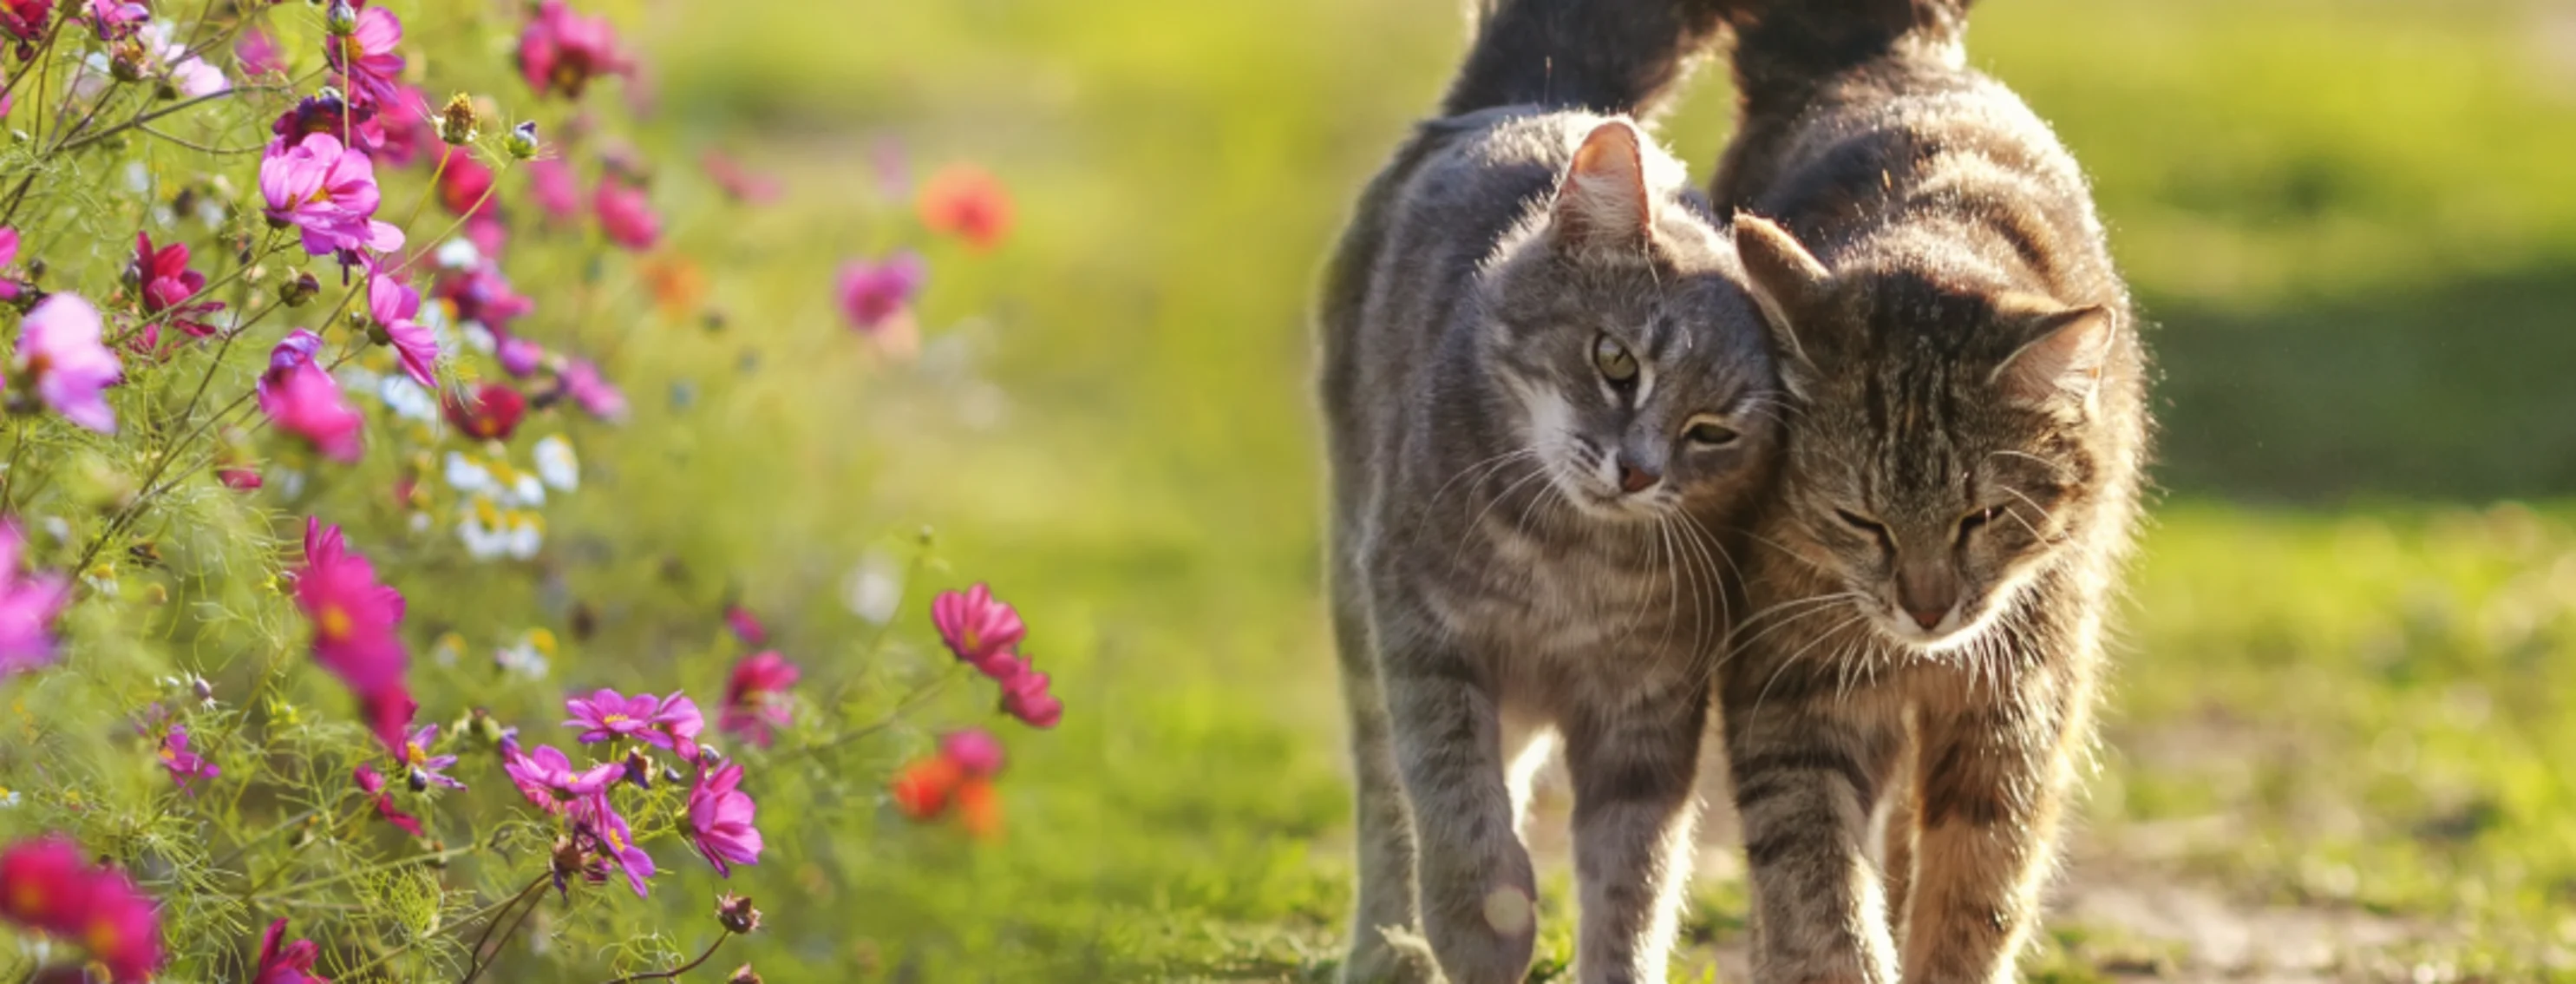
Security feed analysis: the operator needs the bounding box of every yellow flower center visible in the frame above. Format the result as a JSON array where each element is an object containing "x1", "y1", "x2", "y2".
[
  {"x1": 407, "y1": 742, "x2": 428, "y2": 764},
  {"x1": 8, "y1": 881, "x2": 42, "y2": 915},
  {"x1": 318, "y1": 605, "x2": 353, "y2": 641},
  {"x1": 86, "y1": 916, "x2": 122, "y2": 954},
  {"x1": 600, "y1": 714, "x2": 629, "y2": 726}
]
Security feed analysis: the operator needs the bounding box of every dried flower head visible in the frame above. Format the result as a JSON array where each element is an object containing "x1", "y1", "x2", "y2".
[{"x1": 435, "y1": 92, "x2": 480, "y2": 146}]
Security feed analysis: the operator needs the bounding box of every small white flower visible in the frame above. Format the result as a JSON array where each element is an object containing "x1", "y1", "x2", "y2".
[
  {"x1": 435, "y1": 238, "x2": 483, "y2": 271},
  {"x1": 462, "y1": 322, "x2": 498, "y2": 354},
  {"x1": 275, "y1": 469, "x2": 308, "y2": 499},
  {"x1": 0, "y1": 787, "x2": 20, "y2": 809},
  {"x1": 844, "y1": 550, "x2": 906, "y2": 625},
  {"x1": 459, "y1": 500, "x2": 509, "y2": 561},
  {"x1": 495, "y1": 629, "x2": 556, "y2": 679},
  {"x1": 445, "y1": 451, "x2": 496, "y2": 495},
  {"x1": 503, "y1": 512, "x2": 544, "y2": 560},
  {"x1": 507, "y1": 472, "x2": 546, "y2": 509},
  {"x1": 533, "y1": 435, "x2": 579, "y2": 492},
  {"x1": 381, "y1": 375, "x2": 438, "y2": 422}
]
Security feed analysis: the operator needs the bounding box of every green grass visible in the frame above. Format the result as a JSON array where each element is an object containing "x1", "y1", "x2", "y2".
[{"x1": 600, "y1": 0, "x2": 2576, "y2": 977}]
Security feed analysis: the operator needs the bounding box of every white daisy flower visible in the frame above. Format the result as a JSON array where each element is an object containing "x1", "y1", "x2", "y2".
[
  {"x1": 844, "y1": 550, "x2": 906, "y2": 625},
  {"x1": 533, "y1": 435, "x2": 579, "y2": 492},
  {"x1": 380, "y1": 375, "x2": 438, "y2": 422}
]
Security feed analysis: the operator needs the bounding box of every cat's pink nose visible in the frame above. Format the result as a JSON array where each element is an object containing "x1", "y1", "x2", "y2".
[
  {"x1": 1904, "y1": 605, "x2": 1945, "y2": 631},
  {"x1": 1617, "y1": 457, "x2": 1658, "y2": 494}
]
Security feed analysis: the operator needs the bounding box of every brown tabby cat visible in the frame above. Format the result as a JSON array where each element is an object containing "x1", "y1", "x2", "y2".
[
  {"x1": 1317, "y1": 2, "x2": 1779, "y2": 981},
  {"x1": 1701, "y1": 1, "x2": 2151, "y2": 981}
]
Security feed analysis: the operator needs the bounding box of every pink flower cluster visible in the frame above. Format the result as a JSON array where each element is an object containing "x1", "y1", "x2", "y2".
[
  {"x1": 292, "y1": 518, "x2": 413, "y2": 756},
  {"x1": 0, "y1": 521, "x2": 71, "y2": 676},
  {"x1": 0, "y1": 838, "x2": 163, "y2": 982},
  {"x1": 494, "y1": 684, "x2": 763, "y2": 898},
  {"x1": 932, "y1": 584, "x2": 1064, "y2": 729}
]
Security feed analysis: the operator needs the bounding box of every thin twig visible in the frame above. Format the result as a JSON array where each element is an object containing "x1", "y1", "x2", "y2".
[
  {"x1": 599, "y1": 935, "x2": 730, "y2": 984},
  {"x1": 457, "y1": 878, "x2": 550, "y2": 984}
]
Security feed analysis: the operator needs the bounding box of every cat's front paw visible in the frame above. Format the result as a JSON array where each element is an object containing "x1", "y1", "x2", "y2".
[
  {"x1": 1341, "y1": 923, "x2": 1442, "y2": 984},
  {"x1": 1420, "y1": 881, "x2": 1540, "y2": 984}
]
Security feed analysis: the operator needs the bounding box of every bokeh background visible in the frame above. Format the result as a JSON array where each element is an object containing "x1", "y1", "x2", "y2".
[{"x1": 629, "y1": 0, "x2": 2576, "y2": 978}]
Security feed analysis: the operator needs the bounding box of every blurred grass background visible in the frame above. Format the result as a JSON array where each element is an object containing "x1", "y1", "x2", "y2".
[{"x1": 605, "y1": 0, "x2": 2576, "y2": 977}]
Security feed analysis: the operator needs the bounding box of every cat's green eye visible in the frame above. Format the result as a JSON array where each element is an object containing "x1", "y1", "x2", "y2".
[
  {"x1": 1593, "y1": 334, "x2": 1638, "y2": 384},
  {"x1": 1682, "y1": 418, "x2": 1739, "y2": 447}
]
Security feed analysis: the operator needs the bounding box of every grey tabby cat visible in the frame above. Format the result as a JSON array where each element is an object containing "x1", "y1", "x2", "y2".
[
  {"x1": 1701, "y1": 1, "x2": 2151, "y2": 981},
  {"x1": 1317, "y1": 1, "x2": 1779, "y2": 981}
]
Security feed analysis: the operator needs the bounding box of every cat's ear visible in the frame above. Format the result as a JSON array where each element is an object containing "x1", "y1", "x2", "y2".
[
  {"x1": 1730, "y1": 213, "x2": 1830, "y2": 371},
  {"x1": 1993, "y1": 299, "x2": 2115, "y2": 410},
  {"x1": 1551, "y1": 121, "x2": 1653, "y2": 253}
]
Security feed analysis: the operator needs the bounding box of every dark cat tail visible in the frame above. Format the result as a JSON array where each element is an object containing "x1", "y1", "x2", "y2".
[
  {"x1": 1722, "y1": 0, "x2": 1974, "y2": 104},
  {"x1": 1439, "y1": 0, "x2": 1738, "y2": 118}
]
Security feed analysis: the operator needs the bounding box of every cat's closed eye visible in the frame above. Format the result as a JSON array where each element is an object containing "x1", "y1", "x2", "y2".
[
  {"x1": 1834, "y1": 507, "x2": 1891, "y2": 543},
  {"x1": 1956, "y1": 505, "x2": 2003, "y2": 542}
]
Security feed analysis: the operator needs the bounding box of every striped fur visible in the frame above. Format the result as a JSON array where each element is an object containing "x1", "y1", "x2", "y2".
[{"x1": 1702, "y1": 2, "x2": 2149, "y2": 981}]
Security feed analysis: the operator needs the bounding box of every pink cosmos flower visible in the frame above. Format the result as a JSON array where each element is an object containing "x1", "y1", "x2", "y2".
[
  {"x1": 984, "y1": 653, "x2": 1064, "y2": 729},
  {"x1": 0, "y1": 226, "x2": 21, "y2": 301},
  {"x1": 441, "y1": 382, "x2": 526, "y2": 442},
  {"x1": 0, "y1": 1, "x2": 50, "y2": 50},
  {"x1": 158, "y1": 725, "x2": 219, "y2": 794},
  {"x1": 18, "y1": 293, "x2": 123, "y2": 433},
  {"x1": 932, "y1": 583, "x2": 1025, "y2": 669},
  {"x1": 324, "y1": 4, "x2": 406, "y2": 108},
  {"x1": 656, "y1": 694, "x2": 705, "y2": 760},
  {"x1": 84, "y1": 0, "x2": 143, "y2": 41},
  {"x1": 134, "y1": 232, "x2": 225, "y2": 342},
  {"x1": 146, "y1": 23, "x2": 226, "y2": 98},
  {"x1": 352, "y1": 764, "x2": 422, "y2": 837},
  {"x1": 236, "y1": 28, "x2": 285, "y2": 77},
  {"x1": 438, "y1": 263, "x2": 534, "y2": 331},
  {"x1": 435, "y1": 147, "x2": 498, "y2": 220},
  {"x1": 526, "y1": 156, "x2": 582, "y2": 223},
  {"x1": 258, "y1": 331, "x2": 363, "y2": 462},
  {"x1": 0, "y1": 521, "x2": 70, "y2": 676},
  {"x1": 252, "y1": 918, "x2": 326, "y2": 984},
  {"x1": 836, "y1": 251, "x2": 925, "y2": 333},
  {"x1": 723, "y1": 605, "x2": 767, "y2": 646},
  {"x1": 518, "y1": 0, "x2": 631, "y2": 100},
  {"x1": 683, "y1": 762, "x2": 762, "y2": 877},
  {"x1": 565, "y1": 689, "x2": 660, "y2": 745},
  {"x1": 0, "y1": 838, "x2": 167, "y2": 982},
  {"x1": 366, "y1": 268, "x2": 439, "y2": 389},
  {"x1": 592, "y1": 175, "x2": 659, "y2": 251},
  {"x1": 271, "y1": 89, "x2": 384, "y2": 156},
  {"x1": 568, "y1": 793, "x2": 653, "y2": 896},
  {"x1": 559, "y1": 358, "x2": 627, "y2": 423},
  {"x1": 700, "y1": 151, "x2": 780, "y2": 205},
  {"x1": 501, "y1": 743, "x2": 618, "y2": 815},
  {"x1": 373, "y1": 85, "x2": 432, "y2": 167},
  {"x1": 261, "y1": 133, "x2": 402, "y2": 261},
  {"x1": 397, "y1": 723, "x2": 463, "y2": 790},
  {"x1": 495, "y1": 334, "x2": 546, "y2": 377},
  {"x1": 294, "y1": 517, "x2": 410, "y2": 752},
  {"x1": 941, "y1": 729, "x2": 1006, "y2": 778},
  {"x1": 719, "y1": 652, "x2": 798, "y2": 749}
]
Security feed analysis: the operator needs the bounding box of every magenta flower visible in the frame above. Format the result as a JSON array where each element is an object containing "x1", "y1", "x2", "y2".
[
  {"x1": 723, "y1": 605, "x2": 766, "y2": 646},
  {"x1": 373, "y1": 85, "x2": 433, "y2": 167},
  {"x1": 593, "y1": 176, "x2": 659, "y2": 251},
  {"x1": 157, "y1": 725, "x2": 219, "y2": 794},
  {"x1": 84, "y1": 0, "x2": 143, "y2": 40},
  {"x1": 134, "y1": 232, "x2": 225, "y2": 342},
  {"x1": 352, "y1": 764, "x2": 423, "y2": 837},
  {"x1": 719, "y1": 652, "x2": 799, "y2": 749},
  {"x1": 0, "y1": 1, "x2": 50, "y2": 50},
  {"x1": 701, "y1": 151, "x2": 781, "y2": 205},
  {"x1": 252, "y1": 919, "x2": 325, "y2": 984},
  {"x1": 261, "y1": 133, "x2": 402, "y2": 261},
  {"x1": 559, "y1": 357, "x2": 627, "y2": 423},
  {"x1": 500, "y1": 743, "x2": 618, "y2": 815},
  {"x1": 986, "y1": 653, "x2": 1064, "y2": 729},
  {"x1": 941, "y1": 729, "x2": 1006, "y2": 778},
  {"x1": 683, "y1": 762, "x2": 763, "y2": 877},
  {"x1": 0, "y1": 521, "x2": 69, "y2": 676},
  {"x1": 0, "y1": 838, "x2": 163, "y2": 981},
  {"x1": 324, "y1": 4, "x2": 406, "y2": 108},
  {"x1": 526, "y1": 156, "x2": 581, "y2": 223},
  {"x1": 496, "y1": 334, "x2": 546, "y2": 377},
  {"x1": 837, "y1": 251, "x2": 925, "y2": 333},
  {"x1": 564, "y1": 688, "x2": 660, "y2": 745},
  {"x1": 398, "y1": 723, "x2": 463, "y2": 790},
  {"x1": 366, "y1": 268, "x2": 440, "y2": 389},
  {"x1": 236, "y1": 29, "x2": 285, "y2": 77},
  {"x1": 258, "y1": 331, "x2": 364, "y2": 462},
  {"x1": 569, "y1": 793, "x2": 653, "y2": 896},
  {"x1": 0, "y1": 226, "x2": 20, "y2": 301},
  {"x1": 932, "y1": 583, "x2": 1025, "y2": 669},
  {"x1": 294, "y1": 517, "x2": 410, "y2": 753},
  {"x1": 271, "y1": 89, "x2": 383, "y2": 156},
  {"x1": 437, "y1": 262, "x2": 534, "y2": 331},
  {"x1": 17, "y1": 293, "x2": 123, "y2": 433},
  {"x1": 518, "y1": 0, "x2": 631, "y2": 100},
  {"x1": 656, "y1": 694, "x2": 705, "y2": 760}
]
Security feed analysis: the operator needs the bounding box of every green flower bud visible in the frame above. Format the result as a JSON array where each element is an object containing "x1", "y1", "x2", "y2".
[{"x1": 504, "y1": 121, "x2": 541, "y2": 161}]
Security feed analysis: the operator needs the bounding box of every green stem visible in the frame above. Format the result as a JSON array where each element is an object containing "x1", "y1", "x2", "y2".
[
  {"x1": 600, "y1": 935, "x2": 730, "y2": 984},
  {"x1": 457, "y1": 877, "x2": 551, "y2": 984}
]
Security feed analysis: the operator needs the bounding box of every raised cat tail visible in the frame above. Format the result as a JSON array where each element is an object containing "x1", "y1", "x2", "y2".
[{"x1": 1440, "y1": 0, "x2": 1738, "y2": 118}]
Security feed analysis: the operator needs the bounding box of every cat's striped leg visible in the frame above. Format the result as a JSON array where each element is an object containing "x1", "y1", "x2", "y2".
[
  {"x1": 1900, "y1": 650, "x2": 2093, "y2": 984},
  {"x1": 1723, "y1": 699, "x2": 1904, "y2": 984},
  {"x1": 1334, "y1": 581, "x2": 1429, "y2": 984},
  {"x1": 1565, "y1": 688, "x2": 1708, "y2": 984}
]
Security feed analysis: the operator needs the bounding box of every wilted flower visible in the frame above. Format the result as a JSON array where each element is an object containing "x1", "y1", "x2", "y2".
[
  {"x1": 16, "y1": 294, "x2": 123, "y2": 433},
  {"x1": 716, "y1": 893, "x2": 762, "y2": 935},
  {"x1": 252, "y1": 919, "x2": 325, "y2": 984},
  {"x1": 0, "y1": 837, "x2": 163, "y2": 981},
  {"x1": 931, "y1": 583, "x2": 1024, "y2": 669},
  {"x1": 157, "y1": 725, "x2": 219, "y2": 794},
  {"x1": 593, "y1": 175, "x2": 659, "y2": 251},
  {"x1": 133, "y1": 232, "x2": 226, "y2": 342},
  {"x1": 258, "y1": 331, "x2": 363, "y2": 461},
  {"x1": 261, "y1": 133, "x2": 402, "y2": 261},
  {"x1": 917, "y1": 164, "x2": 1014, "y2": 252},
  {"x1": 719, "y1": 651, "x2": 797, "y2": 748},
  {"x1": 365, "y1": 268, "x2": 440, "y2": 389},
  {"x1": 836, "y1": 251, "x2": 925, "y2": 333},
  {"x1": 442, "y1": 382, "x2": 527, "y2": 442},
  {"x1": 351, "y1": 764, "x2": 422, "y2": 837},
  {"x1": 435, "y1": 92, "x2": 480, "y2": 146},
  {"x1": 518, "y1": 0, "x2": 632, "y2": 100},
  {"x1": 324, "y1": 3, "x2": 406, "y2": 108},
  {"x1": 0, "y1": 523, "x2": 69, "y2": 676},
  {"x1": 684, "y1": 762, "x2": 762, "y2": 876}
]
